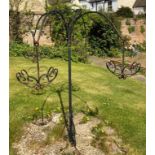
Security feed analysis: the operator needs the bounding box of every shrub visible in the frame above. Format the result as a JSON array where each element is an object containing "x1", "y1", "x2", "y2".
[
  {"x1": 9, "y1": 42, "x2": 33, "y2": 56},
  {"x1": 47, "y1": 4, "x2": 122, "y2": 58},
  {"x1": 136, "y1": 13, "x2": 146, "y2": 19},
  {"x1": 134, "y1": 42, "x2": 146, "y2": 52},
  {"x1": 140, "y1": 25, "x2": 145, "y2": 33},
  {"x1": 128, "y1": 26, "x2": 135, "y2": 33},
  {"x1": 125, "y1": 41, "x2": 146, "y2": 57},
  {"x1": 116, "y1": 7, "x2": 134, "y2": 18},
  {"x1": 88, "y1": 14, "x2": 122, "y2": 57},
  {"x1": 108, "y1": 48, "x2": 122, "y2": 57},
  {"x1": 9, "y1": 42, "x2": 88, "y2": 63},
  {"x1": 125, "y1": 49, "x2": 137, "y2": 57},
  {"x1": 125, "y1": 19, "x2": 131, "y2": 25}
]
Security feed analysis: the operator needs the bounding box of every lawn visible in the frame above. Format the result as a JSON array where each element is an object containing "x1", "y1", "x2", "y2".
[{"x1": 10, "y1": 57, "x2": 146, "y2": 155}]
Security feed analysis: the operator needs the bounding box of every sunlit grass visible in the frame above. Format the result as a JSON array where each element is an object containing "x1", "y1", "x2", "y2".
[{"x1": 10, "y1": 57, "x2": 145, "y2": 155}]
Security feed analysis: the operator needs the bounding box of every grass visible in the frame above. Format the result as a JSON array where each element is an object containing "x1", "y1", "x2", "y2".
[{"x1": 10, "y1": 57, "x2": 145, "y2": 155}]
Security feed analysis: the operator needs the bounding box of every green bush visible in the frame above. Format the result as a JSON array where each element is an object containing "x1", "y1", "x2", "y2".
[
  {"x1": 47, "y1": 4, "x2": 122, "y2": 58},
  {"x1": 125, "y1": 49, "x2": 137, "y2": 57},
  {"x1": 9, "y1": 42, "x2": 88, "y2": 63},
  {"x1": 88, "y1": 14, "x2": 122, "y2": 57},
  {"x1": 136, "y1": 13, "x2": 146, "y2": 19},
  {"x1": 140, "y1": 25, "x2": 145, "y2": 33},
  {"x1": 108, "y1": 48, "x2": 122, "y2": 57},
  {"x1": 125, "y1": 41, "x2": 146, "y2": 57},
  {"x1": 135, "y1": 42, "x2": 146, "y2": 52},
  {"x1": 128, "y1": 26, "x2": 135, "y2": 33},
  {"x1": 125, "y1": 19, "x2": 131, "y2": 25},
  {"x1": 9, "y1": 42, "x2": 33, "y2": 56},
  {"x1": 116, "y1": 7, "x2": 134, "y2": 18}
]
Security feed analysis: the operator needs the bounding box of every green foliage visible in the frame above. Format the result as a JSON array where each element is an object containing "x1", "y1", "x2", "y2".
[
  {"x1": 47, "y1": 4, "x2": 122, "y2": 58},
  {"x1": 140, "y1": 25, "x2": 145, "y2": 33},
  {"x1": 134, "y1": 42, "x2": 146, "y2": 52},
  {"x1": 135, "y1": 13, "x2": 146, "y2": 19},
  {"x1": 88, "y1": 14, "x2": 121, "y2": 57},
  {"x1": 125, "y1": 49, "x2": 137, "y2": 57},
  {"x1": 91, "y1": 123, "x2": 105, "y2": 137},
  {"x1": 91, "y1": 123, "x2": 108, "y2": 153},
  {"x1": 125, "y1": 19, "x2": 131, "y2": 25},
  {"x1": 45, "y1": 123, "x2": 65, "y2": 145},
  {"x1": 79, "y1": 115, "x2": 90, "y2": 124},
  {"x1": 9, "y1": 42, "x2": 33, "y2": 56},
  {"x1": 107, "y1": 48, "x2": 122, "y2": 57},
  {"x1": 139, "y1": 67, "x2": 146, "y2": 76},
  {"x1": 116, "y1": 7, "x2": 134, "y2": 18},
  {"x1": 10, "y1": 58, "x2": 146, "y2": 154},
  {"x1": 81, "y1": 104, "x2": 99, "y2": 116},
  {"x1": 128, "y1": 26, "x2": 135, "y2": 33},
  {"x1": 9, "y1": 42, "x2": 88, "y2": 63},
  {"x1": 125, "y1": 41, "x2": 146, "y2": 57}
]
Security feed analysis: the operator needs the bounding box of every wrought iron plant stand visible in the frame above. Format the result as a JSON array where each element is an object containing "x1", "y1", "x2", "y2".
[{"x1": 16, "y1": 8, "x2": 141, "y2": 151}]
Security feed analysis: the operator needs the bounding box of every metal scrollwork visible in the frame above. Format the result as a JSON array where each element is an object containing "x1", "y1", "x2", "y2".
[
  {"x1": 106, "y1": 60, "x2": 141, "y2": 79},
  {"x1": 16, "y1": 8, "x2": 141, "y2": 149},
  {"x1": 16, "y1": 67, "x2": 58, "y2": 90},
  {"x1": 16, "y1": 28, "x2": 58, "y2": 90}
]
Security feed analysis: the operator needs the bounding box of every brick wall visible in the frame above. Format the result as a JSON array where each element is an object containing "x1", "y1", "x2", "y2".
[{"x1": 121, "y1": 19, "x2": 146, "y2": 44}]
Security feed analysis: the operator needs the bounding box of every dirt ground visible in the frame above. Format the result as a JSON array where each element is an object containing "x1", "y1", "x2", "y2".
[
  {"x1": 13, "y1": 113, "x2": 128, "y2": 155},
  {"x1": 88, "y1": 53, "x2": 146, "y2": 68}
]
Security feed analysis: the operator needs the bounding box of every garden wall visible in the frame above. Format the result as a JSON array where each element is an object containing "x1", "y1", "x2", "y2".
[
  {"x1": 121, "y1": 19, "x2": 146, "y2": 44},
  {"x1": 23, "y1": 17, "x2": 146, "y2": 46}
]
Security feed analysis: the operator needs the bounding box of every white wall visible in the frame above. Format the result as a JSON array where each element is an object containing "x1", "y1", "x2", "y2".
[
  {"x1": 79, "y1": 1, "x2": 92, "y2": 10},
  {"x1": 117, "y1": 0, "x2": 136, "y2": 9},
  {"x1": 133, "y1": 7, "x2": 145, "y2": 15},
  {"x1": 78, "y1": 0, "x2": 136, "y2": 12},
  {"x1": 80, "y1": 1, "x2": 105, "y2": 11},
  {"x1": 112, "y1": 0, "x2": 118, "y2": 12}
]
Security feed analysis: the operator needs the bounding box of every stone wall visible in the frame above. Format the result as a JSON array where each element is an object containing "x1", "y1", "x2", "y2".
[
  {"x1": 22, "y1": 13, "x2": 53, "y2": 46},
  {"x1": 121, "y1": 19, "x2": 146, "y2": 44},
  {"x1": 23, "y1": 17, "x2": 146, "y2": 46},
  {"x1": 19, "y1": 0, "x2": 46, "y2": 13}
]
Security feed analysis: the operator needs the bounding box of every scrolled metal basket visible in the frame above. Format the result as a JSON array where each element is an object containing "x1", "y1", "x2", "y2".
[
  {"x1": 106, "y1": 60, "x2": 141, "y2": 79},
  {"x1": 16, "y1": 67, "x2": 58, "y2": 90}
]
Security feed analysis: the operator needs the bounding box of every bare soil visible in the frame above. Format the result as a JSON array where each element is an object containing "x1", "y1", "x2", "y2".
[{"x1": 13, "y1": 113, "x2": 129, "y2": 155}]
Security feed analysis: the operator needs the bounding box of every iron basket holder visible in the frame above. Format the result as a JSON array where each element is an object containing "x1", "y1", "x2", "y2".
[{"x1": 16, "y1": 8, "x2": 141, "y2": 149}]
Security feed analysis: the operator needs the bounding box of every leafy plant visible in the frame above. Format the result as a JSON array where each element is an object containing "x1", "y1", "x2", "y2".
[
  {"x1": 128, "y1": 26, "x2": 135, "y2": 33},
  {"x1": 134, "y1": 42, "x2": 146, "y2": 52},
  {"x1": 135, "y1": 13, "x2": 146, "y2": 19},
  {"x1": 81, "y1": 104, "x2": 99, "y2": 116},
  {"x1": 125, "y1": 19, "x2": 131, "y2": 25},
  {"x1": 79, "y1": 115, "x2": 90, "y2": 124},
  {"x1": 140, "y1": 25, "x2": 145, "y2": 33},
  {"x1": 9, "y1": 42, "x2": 33, "y2": 56},
  {"x1": 9, "y1": 42, "x2": 88, "y2": 63},
  {"x1": 88, "y1": 14, "x2": 121, "y2": 57},
  {"x1": 107, "y1": 48, "x2": 122, "y2": 57},
  {"x1": 45, "y1": 123, "x2": 65, "y2": 145},
  {"x1": 32, "y1": 95, "x2": 51, "y2": 125},
  {"x1": 91, "y1": 123, "x2": 108, "y2": 153},
  {"x1": 116, "y1": 7, "x2": 134, "y2": 18}
]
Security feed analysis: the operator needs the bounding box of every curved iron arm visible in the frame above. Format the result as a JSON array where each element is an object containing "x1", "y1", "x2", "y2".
[
  {"x1": 32, "y1": 10, "x2": 68, "y2": 44},
  {"x1": 28, "y1": 9, "x2": 135, "y2": 147},
  {"x1": 70, "y1": 10, "x2": 123, "y2": 42},
  {"x1": 70, "y1": 10, "x2": 141, "y2": 79},
  {"x1": 16, "y1": 8, "x2": 141, "y2": 149}
]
